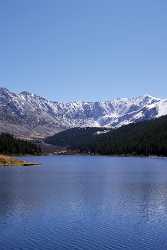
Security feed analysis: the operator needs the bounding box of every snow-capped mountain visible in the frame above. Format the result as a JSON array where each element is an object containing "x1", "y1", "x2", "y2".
[{"x1": 0, "y1": 87, "x2": 166, "y2": 138}]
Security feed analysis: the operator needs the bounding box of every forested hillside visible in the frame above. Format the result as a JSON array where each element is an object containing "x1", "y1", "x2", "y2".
[
  {"x1": 45, "y1": 127, "x2": 109, "y2": 147},
  {"x1": 45, "y1": 115, "x2": 167, "y2": 156},
  {"x1": 0, "y1": 133, "x2": 41, "y2": 155},
  {"x1": 91, "y1": 115, "x2": 167, "y2": 156}
]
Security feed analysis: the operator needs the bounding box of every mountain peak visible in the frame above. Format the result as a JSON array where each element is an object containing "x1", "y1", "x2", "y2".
[
  {"x1": 143, "y1": 94, "x2": 160, "y2": 100},
  {"x1": 20, "y1": 91, "x2": 34, "y2": 96},
  {"x1": 0, "y1": 87, "x2": 11, "y2": 94}
]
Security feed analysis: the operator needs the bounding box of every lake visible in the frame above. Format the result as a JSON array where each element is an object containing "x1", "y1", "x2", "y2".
[{"x1": 1, "y1": 156, "x2": 167, "y2": 250}]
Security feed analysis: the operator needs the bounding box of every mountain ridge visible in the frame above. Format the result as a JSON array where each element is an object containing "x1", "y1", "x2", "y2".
[{"x1": 0, "y1": 87, "x2": 166, "y2": 138}]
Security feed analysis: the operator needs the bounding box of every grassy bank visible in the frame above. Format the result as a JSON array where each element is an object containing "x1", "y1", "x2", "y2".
[{"x1": 0, "y1": 154, "x2": 40, "y2": 166}]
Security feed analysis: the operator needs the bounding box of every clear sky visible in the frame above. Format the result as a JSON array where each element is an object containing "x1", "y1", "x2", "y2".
[{"x1": 0, "y1": 0, "x2": 167, "y2": 101}]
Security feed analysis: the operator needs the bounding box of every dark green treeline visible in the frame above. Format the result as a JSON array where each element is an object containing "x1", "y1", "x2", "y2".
[{"x1": 0, "y1": 133, "x2": 41, "y2": 155}]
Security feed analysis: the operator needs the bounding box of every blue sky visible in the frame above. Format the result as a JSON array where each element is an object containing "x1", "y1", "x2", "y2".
[{"x1": 0, "y1": 0, "x2": 167, "y2": 101}]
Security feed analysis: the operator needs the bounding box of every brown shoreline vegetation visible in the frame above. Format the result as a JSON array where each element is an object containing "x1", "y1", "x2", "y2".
[{"x1": 0, "y1": 155, "x2": 40, "y2": 167}]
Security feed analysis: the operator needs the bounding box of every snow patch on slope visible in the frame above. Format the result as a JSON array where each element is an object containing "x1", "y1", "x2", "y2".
[{"x1": 156, "y1": 100, "x2": 167, "y2": 117}]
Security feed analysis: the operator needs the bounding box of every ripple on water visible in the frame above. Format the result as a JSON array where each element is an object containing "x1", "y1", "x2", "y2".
[{"x1": 1, "y1": 156, "x2": 167, "y2": 249}]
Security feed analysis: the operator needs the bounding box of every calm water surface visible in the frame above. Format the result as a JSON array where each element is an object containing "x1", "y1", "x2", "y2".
[{"x1": 1, "y1": 156, "x2": 167, "y2": 250}]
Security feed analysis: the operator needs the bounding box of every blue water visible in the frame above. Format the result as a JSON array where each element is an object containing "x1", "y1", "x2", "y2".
[{"x1": 1, "y1": 156, "x2": 167, "y2": 250}]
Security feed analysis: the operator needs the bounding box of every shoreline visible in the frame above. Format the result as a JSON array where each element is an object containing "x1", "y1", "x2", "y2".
[
  {"x1": 21, "y1": 153, "x2": 167, "y2": 159},
  {"x1": 0, "y1": 155, "x2": 40, "y2": 167}
]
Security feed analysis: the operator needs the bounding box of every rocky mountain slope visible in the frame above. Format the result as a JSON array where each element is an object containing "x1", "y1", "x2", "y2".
[{"x1": 0, "y1": 87, "x2": 166, "y2": 138}]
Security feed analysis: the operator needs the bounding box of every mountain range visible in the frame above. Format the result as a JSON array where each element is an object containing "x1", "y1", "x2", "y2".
[{"x1": 0, "y1": 87, "x2": 167, "y2": 138}]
